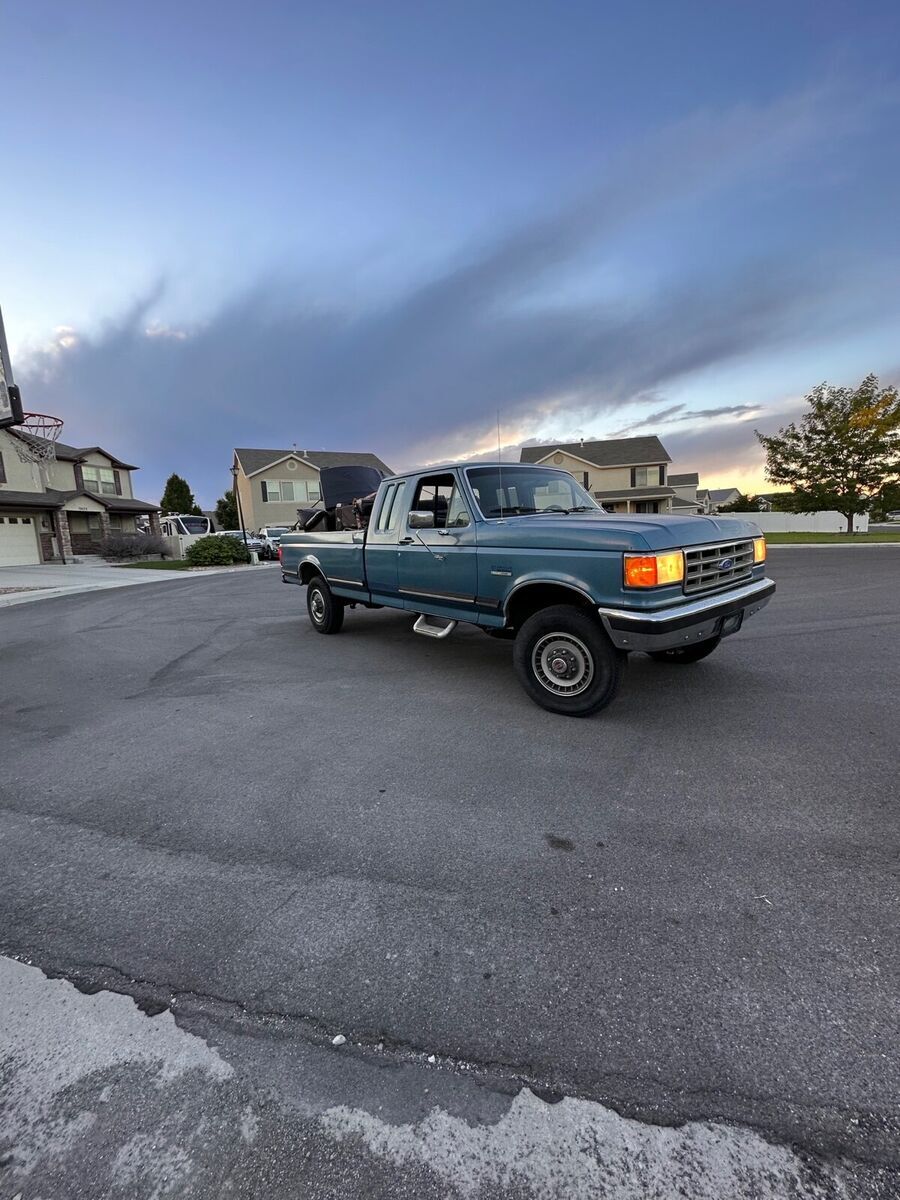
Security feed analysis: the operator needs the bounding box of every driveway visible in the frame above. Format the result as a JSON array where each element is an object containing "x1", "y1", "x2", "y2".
[
  {"x1": 0, "y1": 551, "x2": 898, "y2": 1198},
  {"x1": 0, "y1": 560, "x2": 277, "y2": 606}
]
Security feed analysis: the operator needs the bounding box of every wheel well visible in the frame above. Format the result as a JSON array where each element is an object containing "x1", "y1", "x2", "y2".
[
  {"x1": 505, "y1": 583, "x2": 594, "y2": 630},
  {"x1": 299, "y1": 562, "x2": 323, "y2": 585}
]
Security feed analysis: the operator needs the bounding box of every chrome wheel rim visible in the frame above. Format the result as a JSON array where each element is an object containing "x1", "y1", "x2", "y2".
[
  {"x1": 310, "y1": 589, "x2": 326, "y2": 624},
  {"x1": 532, "y1": 633, "x2": 593, "y2": 696}
]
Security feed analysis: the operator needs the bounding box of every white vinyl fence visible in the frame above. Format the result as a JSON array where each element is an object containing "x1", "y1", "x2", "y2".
[{"x1": 727, "y1": 511, "x2": 868, "y2": 533}]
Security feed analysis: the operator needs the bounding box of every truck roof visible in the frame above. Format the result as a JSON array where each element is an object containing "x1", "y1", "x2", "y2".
[{"x1": 382, "y1": 461, "x2": 560, "y2": 482}]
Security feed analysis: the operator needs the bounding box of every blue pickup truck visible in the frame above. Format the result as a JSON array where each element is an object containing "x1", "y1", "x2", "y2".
[{"x1": 280, "y1": 461, "x2": 774, "y2": 716}]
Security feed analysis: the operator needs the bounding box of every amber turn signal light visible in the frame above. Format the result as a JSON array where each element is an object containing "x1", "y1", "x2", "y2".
[
  {"x1": 624, "y1": 551, "x2": 684, "y2": 588},
  {"x1": 753, "y1": 537, "x2": 766, "y2": 563}
]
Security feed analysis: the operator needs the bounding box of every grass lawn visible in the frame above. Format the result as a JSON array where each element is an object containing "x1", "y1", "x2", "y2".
[
  {"x1": 118, "y1": 560, "x2": 194, "y2": 570},
  {"x1": 766, "y1": 531, "x2": 900, "y2": 544}
]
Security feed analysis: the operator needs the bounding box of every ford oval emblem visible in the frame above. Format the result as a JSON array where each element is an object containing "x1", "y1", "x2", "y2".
[{"x1": 718, "y1": 557, "x2": 734, "y2": 570}]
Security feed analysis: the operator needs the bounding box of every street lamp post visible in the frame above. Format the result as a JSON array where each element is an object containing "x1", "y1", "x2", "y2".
[{"x1": 230, "y1": 465, "x2": 248, "y2": 551}]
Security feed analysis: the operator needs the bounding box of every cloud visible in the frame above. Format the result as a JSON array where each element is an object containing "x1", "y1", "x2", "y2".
[
  {"x1": 16, "y1": 83, "x2": 892, "y2": 505},
  {"x1": 610, "y1": 403, "x2": 761, "y2": 437}
]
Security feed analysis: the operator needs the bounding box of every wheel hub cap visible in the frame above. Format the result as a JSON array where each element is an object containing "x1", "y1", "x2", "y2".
[
  {"x1": 533, "y1": 633, "x2": 594, "y2": 696},
  {"x1": 311, "y1": 591, "x2": 326, "y2": 622}
]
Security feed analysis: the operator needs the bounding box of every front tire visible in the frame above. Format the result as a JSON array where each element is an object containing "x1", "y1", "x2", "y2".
[
  {"x1": 513, "y1": 605, "x2": 624, "y2": 717},
  {"x1": 648, "y1": 636, "x2": 720, "y2": 664},
  {"x1": 307, "y1": 576, "x2": 345, "y2": 634}
]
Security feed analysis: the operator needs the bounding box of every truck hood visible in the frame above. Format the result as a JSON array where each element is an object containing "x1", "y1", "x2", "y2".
[{"x1": 476, "y1": 512, "x2": 762, "y2": 553}]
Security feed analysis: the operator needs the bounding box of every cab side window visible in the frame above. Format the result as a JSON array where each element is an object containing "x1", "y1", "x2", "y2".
[
  {"x1": 376, "y1": 484, "x2": 397, "y2": 531},
  {"x1": 386, "y1": 482, "x2": 406, "y2": 530},
  {"x1": 376, "y1": 482, "x2": 407, "y2": 531},
  {"x1": 411, "y1": 474, "x2": 458, "y2": 529}
]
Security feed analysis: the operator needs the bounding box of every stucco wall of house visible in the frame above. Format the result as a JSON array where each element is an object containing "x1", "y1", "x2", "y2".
[
  {"x1": 534, "y1": 451, "x2": 666, "y2": 493},
  {"x1": 0, "y1": 431, "x2": 44, "y2": 493},
  {"x1": 80, "y1": 451, "x2": 136, "y2": 498},
  {"x1": 242, "y1": 457, "x2": 321, "y2": 529},
  {"x1": 47, "y1": 459, "x2": 78, "y2": 491}
]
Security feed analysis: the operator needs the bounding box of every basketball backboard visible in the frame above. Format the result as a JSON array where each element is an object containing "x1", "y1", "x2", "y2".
[{"x1": 0, "y1": 305, "x2": 25, "y2": 429}]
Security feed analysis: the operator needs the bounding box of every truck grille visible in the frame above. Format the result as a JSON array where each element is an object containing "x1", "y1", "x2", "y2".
[{"x1": 683, "y1": 540, "x2": 754, "y2": 594}]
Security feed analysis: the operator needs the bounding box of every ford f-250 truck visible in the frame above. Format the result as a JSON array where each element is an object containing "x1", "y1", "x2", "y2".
[{"x1": 280, "y1": 461, "x2": 775, "y2": 717}]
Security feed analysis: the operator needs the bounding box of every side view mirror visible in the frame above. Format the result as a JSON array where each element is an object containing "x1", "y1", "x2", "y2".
[{"x1": 408, "y1": 510, "x2": 435, "y2": 529}]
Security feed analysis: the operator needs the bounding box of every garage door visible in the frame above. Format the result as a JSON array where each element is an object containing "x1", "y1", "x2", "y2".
[{"x1": 0, "y1": 514, "x2": 41, "y2": 566}]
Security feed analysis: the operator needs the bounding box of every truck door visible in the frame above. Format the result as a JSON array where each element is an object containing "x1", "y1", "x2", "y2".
[
  {"x1": 365, "y1": 480, "x2": 407, "y2": 602},
  {"x1": 397, "y1": 472, "x2": 478, "y2": 618}
]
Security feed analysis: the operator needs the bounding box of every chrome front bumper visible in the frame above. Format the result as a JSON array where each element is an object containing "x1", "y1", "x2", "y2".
[{"x1": 597, "y1": 577, "x2": 775, "y2": 653}]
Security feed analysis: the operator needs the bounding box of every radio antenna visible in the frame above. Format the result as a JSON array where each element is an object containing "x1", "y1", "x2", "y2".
[{"x1": 497, "y1": 410, "x2": 505, "y2": 519}]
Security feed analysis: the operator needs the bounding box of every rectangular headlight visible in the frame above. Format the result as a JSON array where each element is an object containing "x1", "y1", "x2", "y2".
[
  {"x1": 624, "y1": 550, "x2": 685, "y2": 588},
  {"x1": 753, "y1": 537, "x2": 766, "y2": 563}
]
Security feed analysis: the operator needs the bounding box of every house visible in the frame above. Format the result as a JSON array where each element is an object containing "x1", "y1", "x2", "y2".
[
  {"x1": 706, "y1": 487, "x2": 742, "y2": 512},
  {"x1": 232, "y1": 446, "x2": 393, "y2": 531},
  {"x1": 668, "y1": 471, "x2": 704, "y2": 515},
  {"x1": 520, "y1": 436, "x2": 675, "y2": 513},
  {"x1": 0, "y1": 428, "x2": 160, "y2": 566},
  {"x1": 754, "y1": 492, "x2": 793, "y2": 512}
]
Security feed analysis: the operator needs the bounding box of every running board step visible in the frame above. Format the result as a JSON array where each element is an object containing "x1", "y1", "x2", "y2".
[{"x1": 413, "y1": 614, "x2": 457, "y2": 639}]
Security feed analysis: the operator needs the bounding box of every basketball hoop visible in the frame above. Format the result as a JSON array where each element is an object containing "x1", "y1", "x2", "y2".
[{"x1": 13, "y1": 413, "x2": 65, "y2": 466}]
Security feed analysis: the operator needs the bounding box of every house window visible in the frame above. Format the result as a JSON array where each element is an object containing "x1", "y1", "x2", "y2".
[
  {"x1": 582, "y1": 472, "x2": 590, "y2": 488},
  {"x1": 262, "y1": 479, "x2": 321, "y2": 503},
  {"x1": 83, "y1": 466, "x2": 118, "y2": 495}
]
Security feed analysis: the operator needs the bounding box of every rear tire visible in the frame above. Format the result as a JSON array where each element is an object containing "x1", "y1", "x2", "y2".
[
  {"x1": 648, "y1": 636, "x2": 720, "y2": 664},
  {"x1": 307, "y1": 576, "x2": 345, "y2": 634},
  {"x1": 513, "y1": 605, "x2": 624, "y2": 717}
]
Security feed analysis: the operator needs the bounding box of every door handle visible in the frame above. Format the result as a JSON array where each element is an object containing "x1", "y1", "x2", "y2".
[{"x1": 399, "y1": 536, "x2": 415, "y2": 544}]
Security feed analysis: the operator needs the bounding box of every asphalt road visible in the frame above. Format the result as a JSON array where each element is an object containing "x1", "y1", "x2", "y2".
[{"x1": 1, "y1": 549, "x2": 899, "y2": 1199}]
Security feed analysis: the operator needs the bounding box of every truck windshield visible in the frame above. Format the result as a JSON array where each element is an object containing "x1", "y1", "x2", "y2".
[{"x1": 465, "y1": 466, "x2": 600, "y2": 518}]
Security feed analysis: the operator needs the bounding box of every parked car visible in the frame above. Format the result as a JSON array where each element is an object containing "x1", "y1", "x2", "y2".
[
  {"x1": 279, "y1": 462, "x2": 774, "y2": 717},
  {"x1": 886, "y1": 511, "x2": 900, "y2": 523},
  {"x1": 216, "y1": 530, "x2": 264, "y2": 553},
  {"x1": 258, "y1": 526, "x2": 291, "y2": 559}
]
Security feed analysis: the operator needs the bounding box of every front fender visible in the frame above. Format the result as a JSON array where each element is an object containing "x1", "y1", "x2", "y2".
[{"x1": 501, "y1": 570, "x2": 599, "y2": 619}]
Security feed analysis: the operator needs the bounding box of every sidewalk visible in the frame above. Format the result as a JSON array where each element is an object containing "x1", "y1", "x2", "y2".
[{"x1": 0, "y1": 561, "x2": 278, "y2": 609}]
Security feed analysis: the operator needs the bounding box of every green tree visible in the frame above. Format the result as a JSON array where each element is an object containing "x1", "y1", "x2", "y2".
[
  {"x1": 756, "y1": 374, "x2": 900, "y2": 534},
  {"x1": 767, "y1": 492, "x2": 797, "y2": 512},
  {"x1": 160, "y1": 473, "x2": 202, "y2": 515},
  {"x1": 215, "y1": 490, "x2": 239, "y2": 529},
  {"x1": 716, "y1": 492, "x2": 755, "y2": 513},
  {"x1": 872, "y1": 480, "x2": 900, "y2": 521}
]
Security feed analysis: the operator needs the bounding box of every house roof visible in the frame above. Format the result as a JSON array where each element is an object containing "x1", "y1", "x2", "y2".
[
  {"x1": 593, "y1": 486, "x2": 676, "y2": 501},
  {"x1": 671, "y1": 495, "x2": 702, "y2": 509},
  {"x1": 0, "y1": 490, "x2": 61, "y2": 511},
  {"x1": 708, "y1": 488, "x2": 741, "y2": 502},
  {"x1": 668, "y1": 472, "x2": 699, "y2": 486},
  {"x1": 520, "y1": 436, "x2": 671, "y2": 468},
  {"x1": 234, "y1": 447, "x2": 393, "y2": 477},
  {"x1": 49, "y1": 489, "x2": 160, "y2": 513},
  {"x1": 10, "y1": 430, "x2": 138, "y2": 470}
]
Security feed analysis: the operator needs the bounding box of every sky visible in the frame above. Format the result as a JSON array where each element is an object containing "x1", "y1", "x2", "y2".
[{"x1": 2, "y1": 0, "x2": 899, "y2": 507}]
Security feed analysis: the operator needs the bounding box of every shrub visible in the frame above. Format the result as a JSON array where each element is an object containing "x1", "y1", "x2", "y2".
[
  {"x1": 100, "y1": 532, "x2": 168, "y2": 559},
  {"x1": 185, "y1": 535, "x2": 249, "y2": 567}
]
